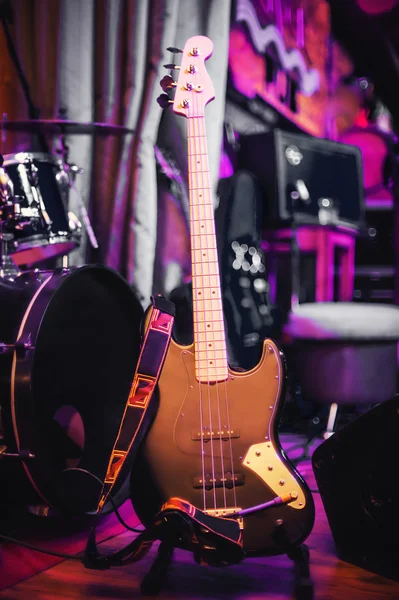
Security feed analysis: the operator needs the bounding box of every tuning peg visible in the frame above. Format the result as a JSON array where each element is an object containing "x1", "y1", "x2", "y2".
[
  {"x1": 160, "y1": 75, "x2": 177, "y2": 91},
  {"x1": 157, "y1": 94, "x2": 173, "y2": 109},
  {"x1": 167, "y1": 46, "x2": 183, "y2": 54},
  {"x1": 164, "y1": 63, "x2": 181, "y2": 70}
]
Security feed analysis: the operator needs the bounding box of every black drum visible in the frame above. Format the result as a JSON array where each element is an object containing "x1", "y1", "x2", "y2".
[
  {"x1": 0, "y1": 264, "x2": 144, "y2": 515},
  {"x1": 1, "y1": 152, "x2": 81, "y2": 266}
]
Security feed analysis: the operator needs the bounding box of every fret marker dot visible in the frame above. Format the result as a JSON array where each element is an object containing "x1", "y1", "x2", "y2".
[
  {"x1": 210, "y1": 361, "x2": 213, "y2": 365},
  {"x1": 212, "y1": 291, "x2": 215, "y2": 295},
  {"x1": 208, "y1": 344, "x2": 212, "y2": 347},
  {"x1": 207, "y1": 324, "x2": 210, "y2": 328}
]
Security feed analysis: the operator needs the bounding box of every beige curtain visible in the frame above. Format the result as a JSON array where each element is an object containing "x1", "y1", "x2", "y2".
[{"x1": 4, "y1": 0, "x2": 231, "y2": 307}]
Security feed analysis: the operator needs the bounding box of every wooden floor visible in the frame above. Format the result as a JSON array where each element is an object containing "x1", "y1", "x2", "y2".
[{"x1": 1, "y1": 442, "x2": 399, "y2": 599}]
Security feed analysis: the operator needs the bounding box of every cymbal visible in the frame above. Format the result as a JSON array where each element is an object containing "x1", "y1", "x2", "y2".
[{"x1": 0, "y1": 120, "x2": 134, "y2": 135}]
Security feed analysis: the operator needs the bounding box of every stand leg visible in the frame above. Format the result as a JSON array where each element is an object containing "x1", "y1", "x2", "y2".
[
  {"x1": 274, "y1": 522, "x2": 313, "y2": 600},
  {"x1": 140, "y1": 541, "x2": 174, "y2": 596},
  {"x1": 287, "y1": 543, "x2": 313, "y2": 600}
]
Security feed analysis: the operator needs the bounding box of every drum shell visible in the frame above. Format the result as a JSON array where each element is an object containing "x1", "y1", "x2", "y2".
[
  {"x1": 2, "y1": 152, "x2": 81, "y2": 266},
  {"x1": 0, "y1": 265, "x2": 144, "y2": 515}
]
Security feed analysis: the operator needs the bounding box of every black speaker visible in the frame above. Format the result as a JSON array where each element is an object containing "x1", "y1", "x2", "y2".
[
  {"x1": 238, "y1": 129, "x2": 365, "y2": 231},
  {"x1": 312, "y1": 396, "x2": 399, "y2": 582}
]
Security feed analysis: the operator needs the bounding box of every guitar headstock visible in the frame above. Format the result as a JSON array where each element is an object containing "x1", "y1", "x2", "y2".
[{"x1": 160, "y1": 36, "x2": 215, "y2": 119}]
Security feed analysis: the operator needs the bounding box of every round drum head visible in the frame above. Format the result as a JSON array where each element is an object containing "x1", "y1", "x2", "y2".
[{"x1": 12, "y1": 265, "x2": 143, "y2": 515}]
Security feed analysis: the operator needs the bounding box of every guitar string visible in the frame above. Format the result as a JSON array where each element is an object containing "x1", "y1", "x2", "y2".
[
  {"x1": 188, "y1": 107, "x2": 207, "y2": 511},
  {"x1": 194, "y1": 71, "x2": 227, "y2": 511},
  {"x1": 192, "y1": 86, "x2": 217, "y2": 512},
  {"x1": 197, "y1": 97, "x2": 228, "y2": 511},
  {"x1": 193, "y1": 70, "x2": 237, "y2": 513},
  {"x1": 222, "y1": 375, "x2": 237, "y2": 510}
]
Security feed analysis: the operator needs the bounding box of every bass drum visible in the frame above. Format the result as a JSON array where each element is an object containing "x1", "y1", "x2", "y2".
[{"x1": 0, "y1": 264, "x2": 144, "y2": 516}]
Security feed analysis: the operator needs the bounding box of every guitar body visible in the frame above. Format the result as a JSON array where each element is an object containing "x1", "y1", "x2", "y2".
[{"x1": 131, "y1": 336, "x2": 314, "y2": 555}]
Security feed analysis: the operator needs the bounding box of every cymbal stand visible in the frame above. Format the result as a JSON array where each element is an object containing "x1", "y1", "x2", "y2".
[
  {"x1": 58, "y1": 130, "x2": 99, "y2": 250},
  {"x1": 0, "y1": 220, "x2": 19, "y2": 280}
]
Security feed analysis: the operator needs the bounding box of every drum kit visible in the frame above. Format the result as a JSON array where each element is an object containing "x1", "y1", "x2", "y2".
[{"x1": 0, "y1": 118, "x2": 144, "y2": 518}]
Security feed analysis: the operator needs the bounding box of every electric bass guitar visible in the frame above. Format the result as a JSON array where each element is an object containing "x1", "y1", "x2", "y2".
[{"x1": 130, "y1": 35, "x2": 314, "y2": 555}]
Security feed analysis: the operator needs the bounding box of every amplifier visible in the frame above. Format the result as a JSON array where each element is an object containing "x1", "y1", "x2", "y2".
[{"x1": 238, "y1": 129, "x2": 365, "y2": 231}]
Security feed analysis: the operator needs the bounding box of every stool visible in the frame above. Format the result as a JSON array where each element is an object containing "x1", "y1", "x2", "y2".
[
  {"x1": 284, "y1": 302, "x2": 399, "y2": 435},
  {"x1": 266, "y1": 226, "x2": 356, "y2": 304}
]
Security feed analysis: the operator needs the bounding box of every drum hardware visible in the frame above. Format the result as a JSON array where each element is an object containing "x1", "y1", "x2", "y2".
[
  {"x1": 0, "y1": 337, "x2": 33, "y2": 357},
  {"x1": 0, "y1": 445, "x2": 34, "y2": 460},
  {"x1": 0, "y1": 229, "x2": 20, "y2": 280},
  {"x1": 64, "y1": 161, "x2": 98, "y2": 249},
  {"x1": 0, "y1": 342, "x2": 16, "y2": 355},
  {"x1": 57, "y1": 127, "x2": 98, "y2": 250}
]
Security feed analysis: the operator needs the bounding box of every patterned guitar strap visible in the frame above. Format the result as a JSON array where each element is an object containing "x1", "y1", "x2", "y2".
[{"x1": 96, "y1": 294, "x2": 175, "y2": 513}]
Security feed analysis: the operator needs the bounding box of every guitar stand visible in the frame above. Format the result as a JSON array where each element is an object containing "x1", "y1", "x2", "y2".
[
  {"x1": 140, "y1": 540, "x2": 175, "y2": 595},
  {"x1": 140, "y1": 524, "x2": 313, "y2": 600},
  {"x1": 287, "y1": 543, "x2": 313, "y2": 600},
  {"x1": 276, "y1": 522, "x2": 314, "y2": 600}
]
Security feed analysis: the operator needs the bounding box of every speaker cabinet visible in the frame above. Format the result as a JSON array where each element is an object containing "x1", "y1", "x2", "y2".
[
  {"x1": 312, "y1": 396, "x2": 399, "y2": 581},
  {"x1": 238, "y1": 129, "x2": 365, "y2": 231}
]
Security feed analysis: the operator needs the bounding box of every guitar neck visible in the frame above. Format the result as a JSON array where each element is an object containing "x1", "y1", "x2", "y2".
[{"x1": 188, "y1": 116, "x2": 228, "y2": 383}]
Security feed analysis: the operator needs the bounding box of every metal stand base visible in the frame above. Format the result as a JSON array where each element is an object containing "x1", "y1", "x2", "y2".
[{"x1": 140, "y1": 538, "x2": 313, "y2": 599}]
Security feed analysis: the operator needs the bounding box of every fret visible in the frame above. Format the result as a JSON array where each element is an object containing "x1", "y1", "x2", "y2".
[
  {"x1": 192, "y1": 250, "x2": 218, "y2": 262},
  {"x1": 191, "y1": 242, "x2": 217, "y2": 248},
  {"x1": 193, "y1": 252, "x2": 218, "y2": 264},
  {"x1": 190, "y1": 189, "x2": 212, "y2": 205},
  {"x1": 196, "y1": 362, "x2": 228, "y2": 371},
  {"x1": 193, "y1": 316, "x2": 224, "y2": 327},
  {"x1": 196, "y1": 350, "x2": 226, "y2": 360},
  {"x1": 200, "y1": 341, "x2": 226, "y2": 351},
  {"x1": 190, "y1": 217, "x2": 214, "y2": 225},
  {"x1": 192, "y1": 259, "x2": 219, "y2": 266},
  {"x1": 189, "y1": 184, "x2": 211, "y2": 191},
  {"x1": 193, "y1": 313, "x2": 224, "y2": 322},
  {"x1": 192, "y1": 263, "x2": 219, "y2": 277},
  {"x1": 191, "y1": 221, "x2": 215, "y2": 236},
  {"x1": 191, "y1": 234, "x2": 217, "y2": 249},
  {"x1": 192, "y1": 273, "x2": 219, "y2": 282},
  {"x1": 192, "y1": 285, "x2": 219, "y2": 293},
  {"x1": 193, "y1": 288, "x2": 221, "y2": 300},
  {"x1": 190, "y1": 204, "x2": 213, "y2": 220},
  {"x1": 195, "y1": 339, "x2": 226, "y2": 349},
  {"x1": 188, "y1": 135, "x2": 207, "y2": 156},
  {"x1": 189, "y1": 154, "x2": 208, "y2": 173},
  {"x1": 195, "y1": 332, "x2": 226, "y2": 342},
  {"x1": 194, "y1": 323, "x2": 226, "y2": 333},
  {"x1": 193, "y1": 297, "x2": 222, "y2": 310},
  {"x1": 189, "y1": 174, "x2": 210, "y2": 191},
  {"x1": 195, "y1": 357, "x2": 228, "y2": 365},
  {"x1": 196, "y1": 359, "x2": 228, "y2": 367},
  {"x1": 196, "y1": 371, "x2": 228, "y2": 383}
]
